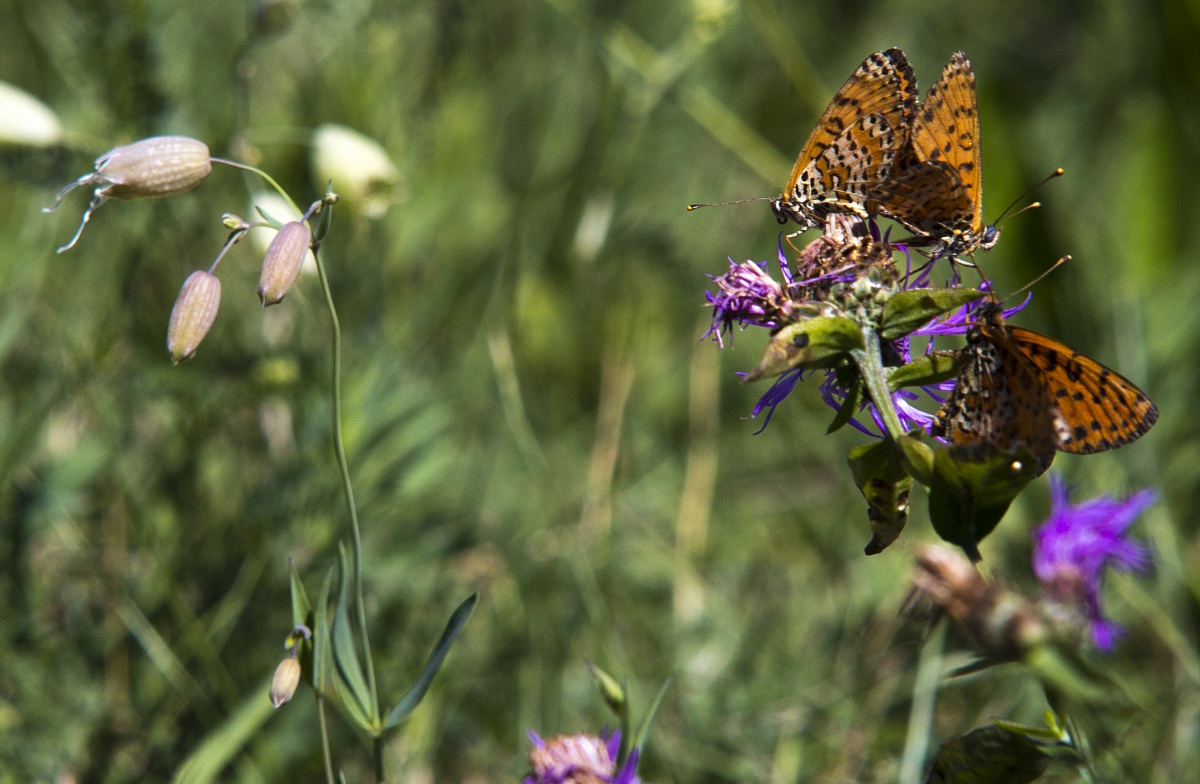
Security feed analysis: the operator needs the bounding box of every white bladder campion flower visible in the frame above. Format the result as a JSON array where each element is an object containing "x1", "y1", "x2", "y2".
[
  {"x1": 0, "y1": 82, "x2": 63, "y2": 148},
  {"x1": 311, "y1": 123, "x2": 400, "y2": 218}
]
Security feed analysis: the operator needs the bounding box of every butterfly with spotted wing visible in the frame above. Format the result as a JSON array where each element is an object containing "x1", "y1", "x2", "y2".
[
  {"x1": 932, "y1": 298, "x2": 1158, "y2": 475},
  {"x1": 871, "y1": 52, "x2": 999, "y2": 262},
  {"x1": 770, "y1": 48, "x2": 918, "y2": 231}
]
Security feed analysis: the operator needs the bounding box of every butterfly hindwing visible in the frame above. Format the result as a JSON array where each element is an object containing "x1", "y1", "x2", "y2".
[{"x1": 933, "y1": 314, "x2": 1058, "y2": 473}]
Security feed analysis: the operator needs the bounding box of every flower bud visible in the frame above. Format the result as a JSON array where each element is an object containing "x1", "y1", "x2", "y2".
[
  {"x1": 257, "y1": 221, "x2": 312, "y2": 305},
  {"x1": 167, "y1": 271, "x2": 221, "y2": 364},
  {"x1": 311, "y1": 123, "x2": 400, "y2": 218},
  {"x1": 269, "y1": 657, "x2": 301, "y2": 708},
  {"x1": 46, "y1": 135, "x2": 213, "y2": 252},
  {"x1": 248, "y1": 192, "x2": 317, "y2": 274},
  {"x1": 0, "y1": 81, "x2": 63, "y2": 147},
  {"x1": 96, "y1": 136, "x2": 212, "y2": 200}
]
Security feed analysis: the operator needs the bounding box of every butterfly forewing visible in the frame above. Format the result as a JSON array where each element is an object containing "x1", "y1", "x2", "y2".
[
  {"x1": 774, "y1": 48, "x2": 918, "y2": 229},
  {"x1": 1006, "y1": 327, "x2": 1159, "y2": 453},
  {"x1": 933, "y1": 304, "x2": 1158, "y2": 473}
]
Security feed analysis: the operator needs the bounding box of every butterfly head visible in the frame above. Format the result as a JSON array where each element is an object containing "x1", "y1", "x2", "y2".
[
  {"x1": 979, "y1": 224, "x2": 1001, "y2": 251},
  {"x1": 770, "y1": 197, "x2": 790, "y2": 225}
]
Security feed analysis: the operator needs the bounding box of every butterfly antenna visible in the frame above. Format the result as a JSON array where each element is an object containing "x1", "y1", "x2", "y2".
[
  {"x1": 992, "y1": 167, "x2": 1065, "y2": 227},
  {"x1": 686, "y1": 196, "x2": 774, "y2": 211},
  {"x1": 999, "y1": 255, "x2": 1071, "y2": 304}
]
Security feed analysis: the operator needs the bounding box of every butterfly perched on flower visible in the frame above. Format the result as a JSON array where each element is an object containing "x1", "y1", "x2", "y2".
[
  {"x1": 769, "y1": 48, "x2": 918, "y2": 232},
  {"x1": 870, "y1": 52, "x2": 998, "y2": 262},
  {"x1": 932, "y1": 299, "x2": 1158, "y2": 475}
]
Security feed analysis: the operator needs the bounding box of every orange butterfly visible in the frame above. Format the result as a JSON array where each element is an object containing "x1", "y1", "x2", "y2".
[
  {"x1": 932, "y1": 299, "x2": 1158, "y2": 474},
  {"x1": 769, "y1": 48, "x2": 917, "y2": 231},
  {"x1": 871, "y1": 52, "x2": 997, "y2": 261}
]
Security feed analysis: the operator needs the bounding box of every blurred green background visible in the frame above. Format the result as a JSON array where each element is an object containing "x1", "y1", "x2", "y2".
[{"x1": 1, "y1": 0, "x2": 1197, "y2": 781}]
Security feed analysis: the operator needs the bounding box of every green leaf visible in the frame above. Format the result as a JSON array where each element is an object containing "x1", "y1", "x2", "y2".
[
  {"x1": 825, "y1": 376, "x2": 862, "y2": 434},
  {"x1": 897, "y1": 432, "x2": 934, "y2": 487},
  {"x1": 631, "y1": 677, "x2": 672, "y2": 760},
  {"x1": 171, "y1": 678, "x2": 276, "y2": 784},
  {"x1": 742, "y1": 317, "x2": 863, "y2": 382},
  {"x1": 312, "y1": 565, "x2": 335, "y2": 692},
  {"x1": 289, "y1": 560, "x2": 312, "y2": 630},
  {"x1": 383, "y1": 592, "x2": 478, "y2": 730},
  {"x1": 928, "y1": 442, "x2": 1039, "y2": 560},
  {"x1": 887, "y1": 351, "x2": 962, "y2": 390},
  {"x1": 880, "y1": 287, "x2": 984, "y2": 340},
  {"x1": 332, "y1": 543, "x2": 376, "y2": 729},
  {"x1": 925, "y1": 723, "x2": 1053, "y2": 784},
  {"x1": 1024, "y1": 641, "x2": 1128, "y2": 707},
  {"x1": 331, "y1": 671, "x2": 373, "y2": 733},
  {"x1": 946, "y1": 657, "x2": 1003, "y2": 679},
  {"x1": 848, "y1": 439, "x2": 912, "y2": 554},
  {"x1": 585, "y1": 660, "x2": 626, "y2": 718}
]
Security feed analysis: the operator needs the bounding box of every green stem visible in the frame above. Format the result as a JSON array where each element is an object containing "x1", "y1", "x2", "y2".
[
  {"x1": 210, "y1": 157, "x2": 303, "y2": 218},
  {"x1": 850, "y1": 325, "x2": 906, "y2": 441},
  {"x1": 313, "y1": 248, "x2": 380, "y2": 723},
  {"x1": 317, "y1": 694, "x2": 336, "y2": 784},
  {"x1": 898, "y1": 623, "x2": 945, "y2": 783}
]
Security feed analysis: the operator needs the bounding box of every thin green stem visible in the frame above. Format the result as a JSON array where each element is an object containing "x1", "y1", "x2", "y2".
[
  {"x1": 317, "y1": 694, "x2": 336, "y2": 784},
  {"x1": 210, "y1": 157, "x2": 303, "y2": 218},
  {"x1": 313, "y1": 247, "x2": 380, "y2": 723},
  {"x1": 898, "y1": 623, "x2": 945, "y2": 783},
  {"x1": 850, "y1": 325, "x2": 906, "y2": 441},
  {"x1": 373, "y1": 738, "x2": 385, "y2": 783}
]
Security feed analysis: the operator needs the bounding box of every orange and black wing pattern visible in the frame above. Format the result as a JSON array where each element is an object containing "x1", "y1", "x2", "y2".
[
  {"x1": 772, "y1": 49, "x2": 918, "y2": 230},
  {"x1": 1004, "y1": 325, "x2": 1159, "y2": 454},
  {"x1": 933, "y1": 303, "x2": 1157, "y2": 474},
  {"x1": 872, "y1": 52, "x2": 997, "y2": 258}
]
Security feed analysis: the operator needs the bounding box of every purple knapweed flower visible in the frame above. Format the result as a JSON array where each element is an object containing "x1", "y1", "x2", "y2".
[
  {"x1": 704, "y1": 256, "x2": 795, "y2": 347},
  {"x1": 524, "y1": 729, "x2": 641, "y2": 784},
  {"x1": 746, "y1": 260, "x2": 982, "y2": 438},
  {"x1": 1032, "y1": 475, "x2": 1156, "y2": 652}
]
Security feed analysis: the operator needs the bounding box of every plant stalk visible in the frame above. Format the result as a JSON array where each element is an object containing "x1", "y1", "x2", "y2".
[
  {"x1": 850, "y1": 325, "x2": 906, "y2": 442},
  {"x1": 313, "y1": 248, "x2": 380, "y2": 723}
]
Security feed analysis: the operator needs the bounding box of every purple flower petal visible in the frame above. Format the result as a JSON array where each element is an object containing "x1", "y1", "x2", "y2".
[{"x1": 1032, "y1": 476, "x2": 1157, "y2": 652}]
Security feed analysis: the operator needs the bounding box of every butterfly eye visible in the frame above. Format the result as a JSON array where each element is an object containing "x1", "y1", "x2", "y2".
[{"x1": 980, "y1": 225, "x2": 1001, "y2": 250}]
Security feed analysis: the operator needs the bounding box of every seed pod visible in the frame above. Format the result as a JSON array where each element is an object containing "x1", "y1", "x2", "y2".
[
  {"x1": 97, "y1": 136, "x2": 212, "y2": 200},
  {"x1": 269, "y1": 657, "x2": 301, "y2": 708},
  {"x1": 167, "y1": 271, "x2": 221, "y2": 365},
  {"x1": 257, "y1": 221, "x2": 312, "y2": 305}
]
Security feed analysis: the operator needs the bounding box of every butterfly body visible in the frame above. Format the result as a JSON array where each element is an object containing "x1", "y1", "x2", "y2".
[
  {"x1": 772, "y1": 48, "x2": 918, "y2": 231},
  {"x1": 872, "y1": 52, "x2": 998, "y2": 261},
  {"x1": 933, "y1": 301, "x2": 1158, "y2": 474}
]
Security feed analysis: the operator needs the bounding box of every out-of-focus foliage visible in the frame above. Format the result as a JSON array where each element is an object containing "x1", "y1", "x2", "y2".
[{"x1": 0, "y1": 0, "x2": 1195, "y2": 781}]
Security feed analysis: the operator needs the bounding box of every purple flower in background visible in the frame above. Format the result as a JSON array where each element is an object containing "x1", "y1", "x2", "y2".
[
  {"x1": 1032, "y1": 475, "x2": 1156, "y2": 652},
  {"x1": 524, "y1": 730, "x2": 641, "y2": 784}
]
